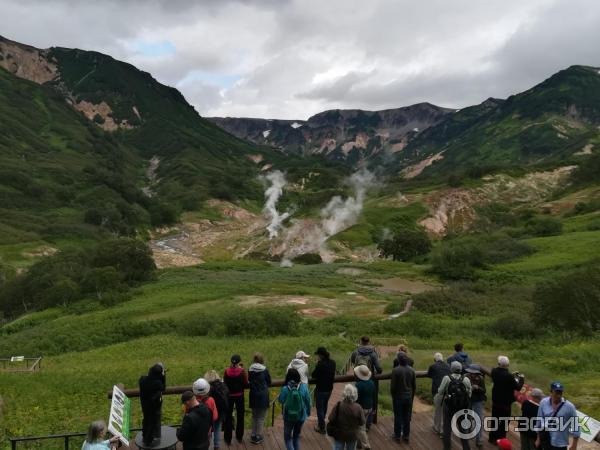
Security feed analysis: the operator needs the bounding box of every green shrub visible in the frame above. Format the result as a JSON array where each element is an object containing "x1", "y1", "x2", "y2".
[
  {"x1": 292, "y1": 253, "x2": 323, "y2": 265},
  {"x1": 378, "y1": 227, "x2": 432, "y2": 262},
  {"x1": 430, "y1": 240, "x2": 485, "y2": 280},
  {"x1": 525, "y1": 216, "x2": 563, "y2": 237},
  {"x1": 491, "y1": 312, "x2": 538, "y2": 339}
]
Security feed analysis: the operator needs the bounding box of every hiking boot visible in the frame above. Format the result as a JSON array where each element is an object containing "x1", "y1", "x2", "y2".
[{"x1": 253, "y1": 436, "x2": 264, "y2": 445}]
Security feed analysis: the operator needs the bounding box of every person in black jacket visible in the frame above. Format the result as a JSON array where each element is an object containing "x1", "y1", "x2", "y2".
[
  {"x1": 489, "y1": 355, "x2": 524, "y2": 443},
  {"x1": 177, "y1": 391, "x2": 212, "y2": 450},
  {"x1": 312, "y1": 346, "x2": 336, "y2": 433},
  {"x1": 248, "y1": 352, "x2": 272, "y2": 445},
  {"x1": 427, "y1": 352, "x2": 450, "y2": 435},
  {"x1": 390, "y1": 355, "x2": 416, "y2": 443},
  {"x1": 520, "y1": 388, "x2": 543, "y2": 450},
  {"x1": 139, "y1": 362, "x2": 166, "y2": 445}
]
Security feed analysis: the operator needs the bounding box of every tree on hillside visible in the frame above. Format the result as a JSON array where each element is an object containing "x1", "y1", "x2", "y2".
[
  {"x1": 378, "y1": 227, "x2": 432, "y2": 262},
  {"x1": 93, "y1": 238, "x2": 156, "y2": 284},
  {"x1": 533, "y1": 265, "x2": 600, "y2": 335}
]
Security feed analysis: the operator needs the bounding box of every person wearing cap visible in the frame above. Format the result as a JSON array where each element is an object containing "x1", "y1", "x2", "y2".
[
  {"x1": 205, "y1": 370, "x2": 229, "y2": 450},
  {"x1": 428, "y1": 352, "x2": 451, "y2": 435},
  {"x1": 351, "y1": 336, "x2": 383, "y2": 424},
  {"x1": 355, "y1": 365, "x2": 375, "y2": 449},
  {"x1": 390, "y1": 354, "x2": 416, "y2": 443},
  {"x1": 435, "y1": 360, "x2": 472, "y2": 450},
  {"x1": 287, "y1": 350, "x2": 310, "y2": 385},
  {"x1": 490, "y1": 356, "x2": 525, "y2": 443},
  {"x1": 248, "y1": 352, "x2": 272, "y2": 445},
  {"x1": 497, "y1": 438, "x2": 513, "y2": 450},
  {"x1": 535, "y1": 382, "x2": 580, "y2": 450},
  {"x1": 139, "y1": 362, "x2": 166, "y2": 446},
  {"x1": 192, "y1": 378, "x2": 219, "y2": 436},
  {"x1": 312, "y1": 347, "x2": 336, "y2": 434},
  {"x1": 465, "y1": 364, "x2": 486, "y2": 448},
  {"x1": 521, "y1": 388, "x2": 544, "y2": 450},
  {"x1": 223, "y1": 354, "x2": 249, "y2": 445},
  {"x1": 177, "y1": 391, "x2": 212, "y2": 450}
]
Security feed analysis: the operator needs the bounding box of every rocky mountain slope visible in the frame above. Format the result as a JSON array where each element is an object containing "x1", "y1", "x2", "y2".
[{"x1": 209, "y1": 102, "x2": 453, "y2": 161}]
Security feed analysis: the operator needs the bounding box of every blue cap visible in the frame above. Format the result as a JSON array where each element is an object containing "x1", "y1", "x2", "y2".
[{"x1": 550, "y1": 381, "x2": 564, "y2": 392}]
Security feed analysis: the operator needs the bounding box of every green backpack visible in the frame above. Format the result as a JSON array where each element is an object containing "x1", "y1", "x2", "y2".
[{"x1": 284, "y1": 385, "x2": 303, "y2": 422}]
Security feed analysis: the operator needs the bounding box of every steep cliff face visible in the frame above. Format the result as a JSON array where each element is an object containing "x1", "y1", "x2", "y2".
[
  {"x1": 209, "y1": 102, "x2": 453, "y2": 160},
  {"x1": 0, "y1": 36, "x2": 58, "y2": 84}
]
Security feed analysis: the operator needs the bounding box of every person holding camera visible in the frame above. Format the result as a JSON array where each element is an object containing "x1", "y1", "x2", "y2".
[{"x1": 489, "y1": 356, "x2": 524, "y2": 443}]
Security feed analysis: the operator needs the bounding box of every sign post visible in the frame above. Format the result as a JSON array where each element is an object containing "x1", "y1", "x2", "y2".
[{"x1": 109, "y1": 385, "x2": 131, "y2": 446}]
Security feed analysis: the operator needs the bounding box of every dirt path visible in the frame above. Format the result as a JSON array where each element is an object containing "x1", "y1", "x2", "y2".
[{"x1": 387, "y1": 299, "x2": 413, "y2": 319}]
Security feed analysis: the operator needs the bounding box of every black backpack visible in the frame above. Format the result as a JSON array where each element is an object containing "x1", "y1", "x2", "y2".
[
  {"x1": 445, "y1": 376, "x2": 470, "y2": 412},
  {"x1": 210, "y1": 381, "x2": 229, "y2": 421}
]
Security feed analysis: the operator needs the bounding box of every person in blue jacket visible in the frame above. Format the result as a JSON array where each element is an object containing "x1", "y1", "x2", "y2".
[{"x1": 278, "y1": 368, "x2": 311, "y2": 450}]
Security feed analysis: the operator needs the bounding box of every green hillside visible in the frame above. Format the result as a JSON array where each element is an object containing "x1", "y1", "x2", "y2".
[{"x1": 399, "y1": 65, "x2": 600, "y2": 178}]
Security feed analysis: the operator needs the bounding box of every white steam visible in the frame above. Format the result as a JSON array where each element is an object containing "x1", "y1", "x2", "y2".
[
  {"x1": 262, "y1": 170, "x2": 290, "y2": 239},
  {"x1": 280, "y1": 169, "x2": 376, "y2": 265}
]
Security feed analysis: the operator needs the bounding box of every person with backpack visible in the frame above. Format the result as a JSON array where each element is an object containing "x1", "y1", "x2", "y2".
[
  {"x1": 520, "y1": 388, "x2": 543, "y2": 450},
  {"x1": 248, "y1": 352, "x2": 272, "y2": 445},
  {"x1": 327, "y1": 384, "x2": 365, "y2": 450},
  {"x1": 436, "y1": 360, "x2": 472, "y2": 450},
  {"x1": 465, "y1": 364, "x2": 486, "y2": 448},
  {"x1": 204, "y1": 370, "x2": 229, "y2": 450},
  {"x1": 139, "y1": 362, "x2": 166, "y2": 446},
  {"x1": 312, "y1": 346, "x2": 336, "y2": 434},
  {"x1": 287, "y1": 350, "x2": 310, "y2": 384},
  {"x1": 351, "y1": 336, "x2": 382, "y2": 426},
  {"x1": 489, "y1": 356, "x2": 524, "y2": 443},
  {"x1": 278, "y1": 368, "x2": 311, "y2": 450},
  {"x1": 447, "y1": 343, "x2": 472, "y2": 372},
  {"x1": 390, "y1": 354, "x2": 416, "y2": 443},
  {"x1": 177, "y1": 391, "x2": 212, "y2": 450},
  {"x1": 354, "y1": 365, "x2": 375, "y2": 449},
  {"x1": 428, "y1": 352, "x2": 451, "y2": 436},
  {"x1": 223, "y1": 354, "x2": 248, "y2": 445}
]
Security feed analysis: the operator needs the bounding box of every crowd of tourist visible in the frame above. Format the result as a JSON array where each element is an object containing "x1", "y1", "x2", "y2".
[{"x1": 82, "y1": 337, "x2": 582, "y2": 450}]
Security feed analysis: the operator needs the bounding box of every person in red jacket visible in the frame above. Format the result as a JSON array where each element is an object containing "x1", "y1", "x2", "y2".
[
  {"x1": 193, "y1": 378, "x2": 219, "y2": 425},
  {"x1": 223, "y1": 354, "x2": 248, "y2": 444}
]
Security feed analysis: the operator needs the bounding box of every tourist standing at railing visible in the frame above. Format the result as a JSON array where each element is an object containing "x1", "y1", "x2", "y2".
[
  {"x1": 489, "y1": 356, "x2": 525, "y2": 443},
  {"x1": 351, "y1": 336, "x2": 382, "y2": 424},
  {"x1": 139, "y1": 362, "x2": 166, "y2": 446},
  {"x1": 81, "y1": 420, "x2": 120, "y2": 450},
  {"x1": 390, "y1": 354, "x2": 416, "y2": 443},
  {"x1": 354, "y1": 365, "x2": 375, "y2": 449},
  {"x1": 249, "y1": 352, "x2": 272, "y2": 445},
  {"x1": 312, "y1": 346, "x2": 336, "y2": 434},
  {"x1": 535, "y1": 382, "x2": 580, "y2": 450},
  {"x1": 288, "y1": 350, "x2": 311, "y2": 384},
  {"x1": 436, "y1": 360, "x2": 472, "y2": 450},
  {"x1": 279, "y1": 368, "x2": 312, "y2": 450},
  {"x1": 204, "y1": 369, "x2": 229, "y2": 450},
  {"x1": 223, "y1": 354, "x2": 249, "y2": 445},
  {"x1": 465, "y1": 364, "x2": 486, "y2": 449},
  {"x1": 327, "y1": 384, "x2": 366, "y2": 450},
  {"x1": 520, "y1": 388, "x2": 543, "y2": 450},
  {"x1": 193, "y1": 378, "x2": 219, "y2": 431},
  {"x1": 428, "y1": 352, "x2": 450, "y2": 436},
  {"x1": 447, "y1": 343, "x2": 473, "y2": 373}
]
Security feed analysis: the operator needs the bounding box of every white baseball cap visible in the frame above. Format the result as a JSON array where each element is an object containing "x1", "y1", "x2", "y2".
[{"x1": 296, "y1": 351, "x2": 310, "y2": 359}]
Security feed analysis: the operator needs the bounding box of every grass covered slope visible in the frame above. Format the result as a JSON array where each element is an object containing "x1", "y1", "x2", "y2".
[{"x1": 400, "y1": 65, "x2": 600, "y2": 177}]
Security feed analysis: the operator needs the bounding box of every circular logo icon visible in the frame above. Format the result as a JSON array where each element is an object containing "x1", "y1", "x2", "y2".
[{"x1": 451, "y1": 409, "x2": 481, "y2": 439}]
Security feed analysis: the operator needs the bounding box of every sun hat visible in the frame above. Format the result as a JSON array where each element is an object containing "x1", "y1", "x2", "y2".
[
  {"x1": 354, "y1": 365, "x2": 372, "y2": 381},
  {"x1": 315, "y1": 347, "x2": 329, "y2": 357}
]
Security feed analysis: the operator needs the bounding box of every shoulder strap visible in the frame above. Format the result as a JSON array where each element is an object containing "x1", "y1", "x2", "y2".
[{"x1": 551, "y1": 400, "x2": 566, "y2": 418}]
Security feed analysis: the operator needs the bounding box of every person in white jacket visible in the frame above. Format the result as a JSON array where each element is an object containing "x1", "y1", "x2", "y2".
[{"x1": 287, "y1": 351, "x2": 310, "y2": 384}]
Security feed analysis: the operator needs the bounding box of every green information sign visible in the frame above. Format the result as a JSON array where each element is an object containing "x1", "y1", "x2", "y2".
[{"x1": 109, "y1": 385, "x2": 131, "y2": 446}]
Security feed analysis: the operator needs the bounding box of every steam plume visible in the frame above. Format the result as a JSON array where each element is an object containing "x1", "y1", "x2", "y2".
[{"x1": 262, "y1": 170, "x2": 290, "y2": 239}]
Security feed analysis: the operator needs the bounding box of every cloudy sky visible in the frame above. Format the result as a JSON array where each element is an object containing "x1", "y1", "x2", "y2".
[{"x1": 3, "y1": 0, "x2": 600, "y2": 119}]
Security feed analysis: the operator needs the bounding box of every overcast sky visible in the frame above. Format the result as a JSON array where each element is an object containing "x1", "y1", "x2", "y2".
[{"x1": 2, "y1": 0, "x2": 600, "y2": 119}]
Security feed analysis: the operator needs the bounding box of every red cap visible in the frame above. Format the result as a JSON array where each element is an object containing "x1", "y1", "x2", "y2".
[{"x1": 496, "y1": 438, "x2": 512, "y2": 450}]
